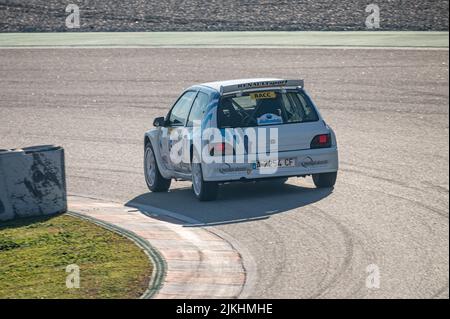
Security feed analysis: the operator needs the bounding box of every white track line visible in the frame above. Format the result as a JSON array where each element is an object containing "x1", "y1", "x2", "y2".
[{"x1": 0, "y1": 46, "x2": 447, "y2": 50}]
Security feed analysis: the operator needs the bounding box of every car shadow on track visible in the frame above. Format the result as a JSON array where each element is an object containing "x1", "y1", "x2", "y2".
[{"x1": 126, "y1": 181, "x2": 333, "y2": 227}]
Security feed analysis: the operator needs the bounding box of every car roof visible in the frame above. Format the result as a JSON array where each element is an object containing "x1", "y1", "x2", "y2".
[{"x1": 199, "y1": 78, "x2": 284, "y2": 92}]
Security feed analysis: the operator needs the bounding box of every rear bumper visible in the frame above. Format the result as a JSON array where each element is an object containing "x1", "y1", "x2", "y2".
[{"x1": 202, "y1": 147, "x2": 338, "y2": 182}]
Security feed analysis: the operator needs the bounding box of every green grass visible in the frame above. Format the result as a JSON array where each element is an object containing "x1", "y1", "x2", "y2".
[
  {"x1": 0, "y1": 214, "x2": 152, "y2": 299},
  {"x1": 0, "y1": 31, "x2": 448, "y2": 48}
]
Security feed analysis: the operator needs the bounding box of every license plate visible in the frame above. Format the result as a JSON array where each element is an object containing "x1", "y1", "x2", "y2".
[{"x1": 254, "y1": 158, "x2": 296, "y2": 169}]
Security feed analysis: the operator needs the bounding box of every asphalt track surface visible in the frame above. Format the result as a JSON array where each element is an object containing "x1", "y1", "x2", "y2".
[{"x1": 0, "y1": 47, "x2": 448, "y2": 298}]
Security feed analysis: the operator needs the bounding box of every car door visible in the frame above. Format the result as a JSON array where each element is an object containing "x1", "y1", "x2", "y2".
[
  {"x1": 160, "y1": 90, "x2": 197, "y2": 173},
  {"x1": 182, "y1": 91, "x2": 211, "y2": 173}
]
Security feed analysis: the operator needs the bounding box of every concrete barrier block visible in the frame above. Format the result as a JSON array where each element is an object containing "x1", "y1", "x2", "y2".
[{"x1": 0, "y1": 145, "x2": 67, "y2": 222}]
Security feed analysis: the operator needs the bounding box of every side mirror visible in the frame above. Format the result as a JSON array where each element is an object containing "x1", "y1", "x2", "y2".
[{"x1": 153, "y1": 117, "x2": 166, "y2": 127}]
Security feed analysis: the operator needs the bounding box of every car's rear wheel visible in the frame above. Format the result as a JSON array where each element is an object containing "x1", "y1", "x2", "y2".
[
  {"x1": 191, "y1": 159, "x2": 218, "y2": 201},
  {"x1": 144, "y1": 143, "x2": 171, "y2": 192},
  {"x1": 312, "y1": 172, "x2": 337, "y2": 188}
]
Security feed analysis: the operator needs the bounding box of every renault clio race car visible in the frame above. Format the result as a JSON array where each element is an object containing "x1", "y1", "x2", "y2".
[{"x1": 144, "y1": 78, "x2": 338, "y2": 201}]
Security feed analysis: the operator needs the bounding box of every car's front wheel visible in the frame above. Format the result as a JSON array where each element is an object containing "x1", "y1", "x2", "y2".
[
  {"x1": 312, "y1": 172, "x2": 337, "y2": 188},
  {"x1": 144, "y1": 143, "x2": 171, "y2": 192},
  {"x1": 191, "y1": 160, "x2": 218, "y2": 201}
]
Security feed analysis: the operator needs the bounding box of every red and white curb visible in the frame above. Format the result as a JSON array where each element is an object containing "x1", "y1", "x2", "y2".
[{"x1": 68, "y1": 195, "x2": 253, "y2": 299}]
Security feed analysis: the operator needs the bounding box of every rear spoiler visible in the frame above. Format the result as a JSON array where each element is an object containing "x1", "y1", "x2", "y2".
[{"x1": 220, "y1": 79, "x2": 304, "y2": 95}]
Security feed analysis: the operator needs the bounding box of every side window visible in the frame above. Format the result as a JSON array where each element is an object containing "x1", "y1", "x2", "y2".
[
  {"x1": 167, "y1": 91, "x2": 197, "y2": 126},
  {"x1": 187, "y1": 92, "x2": 210, "y2": 127}
]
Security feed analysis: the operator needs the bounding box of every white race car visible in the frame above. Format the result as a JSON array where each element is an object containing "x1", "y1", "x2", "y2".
[{"x1": 144, "y1": 78, "x2": 338, "y2": 201}]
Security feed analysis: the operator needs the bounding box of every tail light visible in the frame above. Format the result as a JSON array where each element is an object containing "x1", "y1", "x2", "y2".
[
  {"x1": 209, "y1": 142, "x2": 234, "y2": 156},
  {"x1": 310, "y1": 134, "x2": 331, "y2": 149}
]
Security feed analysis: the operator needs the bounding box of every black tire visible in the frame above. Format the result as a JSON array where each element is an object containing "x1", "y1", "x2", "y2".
[
  {"x1": 312, "y1": 172, "x2": 337, "y2": 188},
  {"x1": 191, "y1": 157, "x2": 219, "y2": 201},
  {"x1": 144, "y1": 143, "x2": 171, "y2": 192}
]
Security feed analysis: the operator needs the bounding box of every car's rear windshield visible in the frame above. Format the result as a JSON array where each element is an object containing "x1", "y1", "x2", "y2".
[{"x1": 218, "y1": 90, "x2": 319, "y2": 128}]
